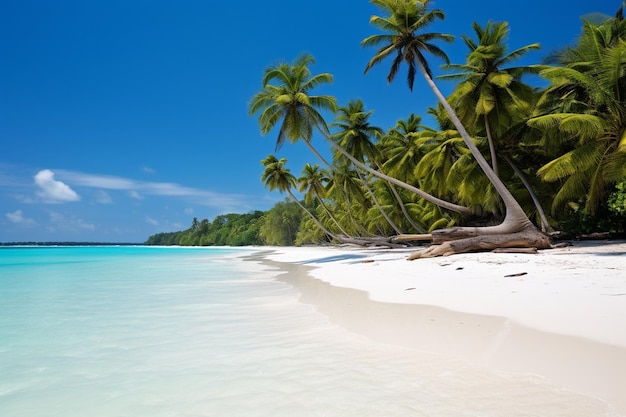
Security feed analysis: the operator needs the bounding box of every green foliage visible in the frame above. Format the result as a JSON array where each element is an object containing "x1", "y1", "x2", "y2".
[
  {"x1": 558, "y1": 203, "x2": 615, "y2": 235},
  {"x1": 608, "y1": 182, "x2": 626, "y2": 215},
  {"x1": 233, "y1": 2, "x2": 626, "y2": 241},
  {"x1": 607, "y1": 182, "x2": 626, "y2": 233},
  {"x1": 558, "y1": 182, "x2": 626, "y2": 235},
  {"x1": 145, "y1": 211, "x2": 265, "y2": 246},
  {"x1": 258, "y1": 200, "x2": 304, "y2": 246}
]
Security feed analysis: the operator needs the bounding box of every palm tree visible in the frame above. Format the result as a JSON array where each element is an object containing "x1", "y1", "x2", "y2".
[
  {"x1": 331, "y1": 99, "x2": 406, "y2": 234},
  {"x1": 379, "y1": 114, "x2": 429, "y2": 183},
  {"x1": 298, "y1": 163, "x2": 351, "y2": 237},
  {"x1": 440, "y1": 21, "x2": 541, "y2": 177},
  {"x1": 249, "y1": 54, "x2": 337, "y2": 167},
  {"x1": 331, "y1": 99, "x2": 384, "y2": 163},
  {"x1": 362, "y1": 0, "x2": 549, "y2": 257},
  {"x1": 250, "y1": 53, "x2": 473, "y2": 217},
  {"x1": 326, "y1": 163, "x2": 375, "y2": 236},
  {"x1": 529, "y1": 12, "x2": 626, "y2": 216},
  {"x1": 261, "y1": 155, "x2": 338, "y2": 241}
]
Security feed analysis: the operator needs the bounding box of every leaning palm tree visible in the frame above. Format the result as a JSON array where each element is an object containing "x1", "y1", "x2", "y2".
[
  {"x1": 362, "y1": 0, "x2": 550, "y2": 257},
  {"x1": 298, "y1": 163, "x2": 351, "y2": 237},
  {"x1": 440, "y1": 21, "x2": 541, "y2": 177},
  {"x1": 331, "y1": 99, "x2": 405, "y2": 235},
  {"x1": 250, "y1": 53, "x2": 473, "y2": 217},
  {"x1": 249, "y1": 54, "x2": 337, "y2": 167},
  {"x1": 326, "y1": 163, "x2": 373, "y2": 236},
  {"x1": 379, "y1": 114, "x2": 429, "y2": 184},
  {"x1": 261, "y1": 155, "x2": 339, "y2": 241}
]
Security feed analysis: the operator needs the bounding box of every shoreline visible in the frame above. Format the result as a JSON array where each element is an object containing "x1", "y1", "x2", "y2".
[{"x1": 252, "y1": 241, "x2": 626, "y2": 414}]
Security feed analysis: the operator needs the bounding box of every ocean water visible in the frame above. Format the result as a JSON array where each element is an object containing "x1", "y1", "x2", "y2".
[{"x1": 0, "y1": 246, "x2": 618, "y2": 417}]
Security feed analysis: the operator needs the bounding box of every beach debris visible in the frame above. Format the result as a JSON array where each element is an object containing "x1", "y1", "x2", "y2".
[
  {"x1": 491, "y1": 247, "x2": 538, "y2": 254},
  {"x1": 407, "y1": 227, "x2": 551, "y2": 260},
  {"x1": 504, "y1": 272, "x2": 528, "y2": 277},
  {"x1": 404, "y1": 287, "x2": 416, "y2": 291},
  {"x1": 361, "y1": 259, "x2": 375, "y2": 263}
]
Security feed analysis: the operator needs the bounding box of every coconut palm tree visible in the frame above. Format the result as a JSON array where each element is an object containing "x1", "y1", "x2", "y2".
[
  {"x1": 529, "y1": 13, "x2": 626, "y2": 216},
  {"x1": 362, "y1": 0, "x2": 549, "y2": 257},
  {"x1": 379, "y1": 114, "x2": 429, "y2": 184},
  {"x1": 261, "y1": 155, "x2": 338, "y2": 241},
  {"x1": 326, "y1": 163, "x2": 374, "y2": 236},
  {"x1": 331, "y1": 99, "x2": 406, "y2": 234},
  {"x1": 249, "y1": 54, "x2": 337, "y2": 167},
  {"x1": 250, "y1": 53, "x2": 473, "y2": 217},
  {"x1": 440, "y1": 21, "x2": 541, "y2": 176},
  {"x1": 331, "y1": 99, "x2": 384, "y2": 163},
  {"x1": 298, "y1": 163, "x2": 351, "y2": 237}
]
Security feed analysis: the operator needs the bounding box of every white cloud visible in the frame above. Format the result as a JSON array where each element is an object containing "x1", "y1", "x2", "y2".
[
  {"x1": 34, "y1": 169, "x2": 80, "y2": 203},
  {"x1": 145, "y1": 216, "x2": 159, "y2": 226},
  {"x1": 95, "y1": 190, "x2": 113, "y2": 204},
  {"x1": 5, "y1": 209, "x2": 36, "y2": 226},
  {"x1": 184, "y1": 208, "x2": 194, "y2": 215},
  {"x1": 56, "y1": 169, "x2": 248, "y2": 210},
  {"x1": 142, "y1": 166, "x2": 156, "y2": 174}
]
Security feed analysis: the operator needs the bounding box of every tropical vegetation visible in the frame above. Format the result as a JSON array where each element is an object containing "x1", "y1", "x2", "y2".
[{"x1": 147, "y1": 1, "x2": 626, "y2": 251}]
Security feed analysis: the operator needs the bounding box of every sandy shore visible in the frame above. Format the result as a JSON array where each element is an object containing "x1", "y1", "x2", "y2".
[{"x1": 257, "y1": 240, "x2": 626, "y2": 415}]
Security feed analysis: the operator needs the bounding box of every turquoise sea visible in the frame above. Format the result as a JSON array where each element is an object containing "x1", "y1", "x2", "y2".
[{"x1": 0, "y1": 246, "x2": 619, "y2": 417}]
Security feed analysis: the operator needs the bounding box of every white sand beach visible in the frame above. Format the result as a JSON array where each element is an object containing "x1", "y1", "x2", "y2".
[{"x1": 259, "y1": 240, "x2": 626, "y2": 415}]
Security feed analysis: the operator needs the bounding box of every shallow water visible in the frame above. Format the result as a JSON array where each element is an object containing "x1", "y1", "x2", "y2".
[{"x1": 0, "y1": 246, "x2": 619, "y2": 416}]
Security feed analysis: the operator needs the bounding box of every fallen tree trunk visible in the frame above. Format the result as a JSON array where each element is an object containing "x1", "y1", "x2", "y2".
[
  {"x1": 338, "y1": 236, "x2": 408, "y2": 249},
  {"x1": 392, "y1": 233, "x2": 433, "y2": 242},
  {"x1": 407, "y1": 225, "x2": 551, "y2": 259}
]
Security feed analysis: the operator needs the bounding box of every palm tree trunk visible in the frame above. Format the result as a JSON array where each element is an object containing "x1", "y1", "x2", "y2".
[
  {"x1": 484, "y1": 115, "x2": 499, "y2": 177},
  {"x1": 503, "y1": 156, "x2": 554, "y2": 233},
  {"x1": 323, "y1": 136, "x2": 474, "y2": 215},
  {"x1": 355, "y1": 168, "x2": 404, "y2": 235},
  {"x1": 314, "y1": 191, "x2": 352, "y2": 237},
  {"x1": 286, "y1": 189, "x2": 338, "y2": 241},
  {"x1": 387, "y1": 181, "x2": 427, "y2": 233},
  {"x1": 303, "y1": 140, "x2": 333, "y2": 169},
  {"x1": 416, "y1": 60, "x2": 534, "y2": 234},
  {"x1": 372, "y1": 159, "x2": 427, "y2": 233}
]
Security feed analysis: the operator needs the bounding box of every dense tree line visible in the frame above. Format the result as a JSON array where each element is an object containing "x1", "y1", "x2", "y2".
[
  {"x1": 148, "y1": 1, "x2": 626, "y2": 251},
  {"x1": 145, "y1": 202, "x2": 312, "y2": 246},
  {"x1": 248, "y1": 0, "x2": 626, "y2": 256}
]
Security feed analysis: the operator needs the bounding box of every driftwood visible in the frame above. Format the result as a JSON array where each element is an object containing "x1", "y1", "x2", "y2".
[
  {"x1": 392, "y1": 233, "x2": 433, "y2": 242},
  {"x1": 337, "y1": 236, "x2": 407, "y2": 249},
  {"x1": 407, "y1": 226, "x2": 551, "y2": 260}
]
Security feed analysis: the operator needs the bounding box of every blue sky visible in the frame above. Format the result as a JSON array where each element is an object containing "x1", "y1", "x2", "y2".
[{"x1": 0, "y1": 0, "x2": 617, "y2": 243}]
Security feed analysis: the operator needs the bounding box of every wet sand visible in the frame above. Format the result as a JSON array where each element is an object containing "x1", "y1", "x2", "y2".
[{"x1": 257, "y1": 241, "x2": 626, "y2": 414}]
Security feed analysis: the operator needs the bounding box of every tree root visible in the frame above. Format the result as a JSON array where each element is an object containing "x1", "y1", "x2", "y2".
[{"x1": 407, "y1": 228, "x2": 551, "y2": 260}]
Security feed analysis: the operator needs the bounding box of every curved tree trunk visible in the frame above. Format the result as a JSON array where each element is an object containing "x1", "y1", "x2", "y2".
[
  {"x1": 503, "y1": 156, "x2": 554, "y2": 233},
  {"x1": 288, "y1": 189, "x2": 401, "y2": 247},
  {"x1": 286, "y1": 189, "x2": 341, "y2": 241},
  {"x1": 325, "y1": 137, "x2": 474, "y2": 216},
  {"x1": 372, "y1": 159, "x2": 427, "y2": 234},
  {"x1": 387, "y1": 181, "x2": 427, "y2": 233},
  {"x1": 314, "y1": 191, "x2": 353, "y2": 237},
  {"x1": 303, "y1": 139, "x2": 333, "y2": 169},
  {"x1": 300, "y1": 137, "x2": 430, "y2": 232},
  {"x1": 407, "y1": 225, "x2": 551, "y2": 259},
  {"x1": 484, "y1": 115, "x2": 499, "y2": 177},
  {"x1": 406, "y1": 62, "x2": 550, "y2": 258}
]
